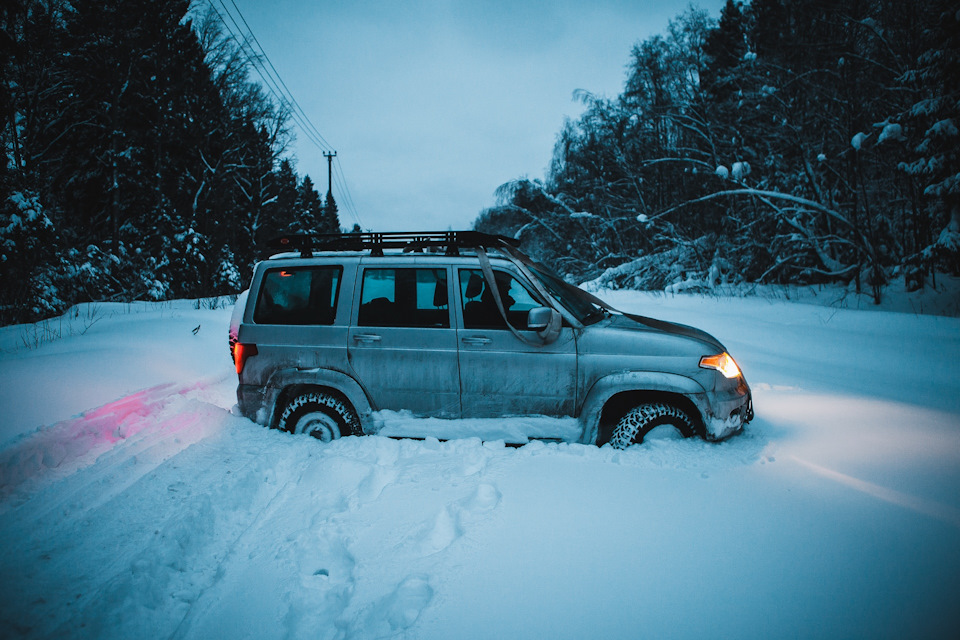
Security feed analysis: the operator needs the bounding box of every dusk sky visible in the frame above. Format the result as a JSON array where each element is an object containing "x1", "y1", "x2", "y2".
[{"x1": 226, "y1": 0, "x2": 726, "y2": 231}]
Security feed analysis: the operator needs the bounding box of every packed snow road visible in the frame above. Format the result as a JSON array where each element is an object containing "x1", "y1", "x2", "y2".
[{"x1": 1, "y1": 290, "x2": 958, "y2": 639}]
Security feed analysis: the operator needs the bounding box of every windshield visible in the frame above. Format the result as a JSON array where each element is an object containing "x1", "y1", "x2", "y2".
[{"x1": 527, "y1": 264, "x2": 609, "y2": 325}]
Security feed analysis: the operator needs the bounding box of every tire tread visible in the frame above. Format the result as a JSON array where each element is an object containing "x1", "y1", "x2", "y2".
[
  {"x1": 277, "y1": 391, "x2": 360, "y2": 437},
  {"x1": 610, "y1": 402, "x2": 694, "y2": 449}
]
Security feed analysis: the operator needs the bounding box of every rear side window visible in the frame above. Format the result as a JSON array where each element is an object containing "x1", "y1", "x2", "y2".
[
  {"x1": 358, "y1": 268, "x2": 449, "y2": 328},
  {"x1": 254, "y1": 266, "x2": 342, "y2": 325}
]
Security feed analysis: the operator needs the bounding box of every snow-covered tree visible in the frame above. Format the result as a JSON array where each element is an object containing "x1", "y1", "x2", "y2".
[
  {"x1": 0, "y1": 0, "x2": 311, "y2": 323},
  {"x1": 478, "y1": 0, "x2": 952, "y2": 302},
  {"x1": 899, "y1": 0, "x2": 960, "y2": 277}
]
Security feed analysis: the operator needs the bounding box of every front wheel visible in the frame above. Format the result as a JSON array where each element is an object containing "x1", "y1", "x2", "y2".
[
  {"x1": 277, "y1": 391, "x2": 360, "y2": 442},
  {"x1": 609, "y1": 403, "x2": 696, "y2": 449}
]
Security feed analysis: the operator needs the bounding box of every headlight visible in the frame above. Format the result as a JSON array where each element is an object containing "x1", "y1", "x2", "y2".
[{"x1": 699, "y1": 352, "x2": 742, "y2": 379}]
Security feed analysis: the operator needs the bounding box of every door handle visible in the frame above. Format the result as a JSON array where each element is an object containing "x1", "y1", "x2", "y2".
[
  {"x1": 461, "y1": 336, "x2": 491, "y2": 346},
  {"x1": 353, "y1": 333, "x2": 382, "y2": 343}
]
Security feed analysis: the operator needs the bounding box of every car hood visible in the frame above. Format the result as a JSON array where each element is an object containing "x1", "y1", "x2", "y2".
[{"x1": 609, "y1": 312, "x2": 726, "y2": 353}]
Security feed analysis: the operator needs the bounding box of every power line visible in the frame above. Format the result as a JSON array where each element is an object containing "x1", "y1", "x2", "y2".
[
  {"x1": 208, "y1": 0, "x2": 330, "y2": 153},
  {"x1": 202, "y1": 0, "x2": 363, "y2": 226},
  {"x1": 332, "y1": 158, "x2": 363, "y2": 228},
  {"x1": 225, "y1": 0, "x2": 334, "y2": 151}
]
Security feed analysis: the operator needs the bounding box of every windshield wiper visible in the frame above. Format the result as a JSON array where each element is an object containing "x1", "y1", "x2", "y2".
[{"x1": 582, "y1": 308, "x2": 609, "y2": 325}]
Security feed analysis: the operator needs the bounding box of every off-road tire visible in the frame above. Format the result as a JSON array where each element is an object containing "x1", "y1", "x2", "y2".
[
  {"x1": 609, "y1": 402, "x2": 696, "y2": 449},
  {"x1": 277, "y1": 391, "x2": 360, "y2": 441}
]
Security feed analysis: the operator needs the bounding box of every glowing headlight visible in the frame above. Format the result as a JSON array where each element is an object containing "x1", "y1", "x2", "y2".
[{"x1": 699, "y1": 352, "x2": 742, "y2": 379}]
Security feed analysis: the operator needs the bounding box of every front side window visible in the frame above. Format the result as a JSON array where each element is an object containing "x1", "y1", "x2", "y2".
[
  {"x1": 459, "y1": 269, "x2": 540, "y2": 329},
  {"x1": 358, "y1": 268, "x2": 450, "y2": 328},
  {"x1": 254, "y1": 266, "x2": 342, "y2": 325}
]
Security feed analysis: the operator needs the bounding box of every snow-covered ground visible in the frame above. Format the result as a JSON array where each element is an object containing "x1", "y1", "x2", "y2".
[{"x1": 1, "y1": 288, "x2": 959, "y2": 639}]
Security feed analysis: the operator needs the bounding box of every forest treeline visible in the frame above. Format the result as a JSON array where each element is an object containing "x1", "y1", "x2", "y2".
[
  {"x1": 1, "y1": 0, "x2": 341, "y2": 324},
  {"x1": 3, "y1": 1, "x2": 959, "y2": 326},
  {"x1": 475, "y1": 0, "x2": 960, "y2": 301}
]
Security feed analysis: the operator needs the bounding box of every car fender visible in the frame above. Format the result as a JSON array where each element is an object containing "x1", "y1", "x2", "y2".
[
  {"x1": 577, "y1": 371, "x2": 707, "y2": 444},
  {"x1": 263, "y1": 367, "x2": 375, "y2": 433}
]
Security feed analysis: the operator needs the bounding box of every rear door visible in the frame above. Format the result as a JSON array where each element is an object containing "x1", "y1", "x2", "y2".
[
  {"x1": 239, "y1": 263, "x2": 349, "y2": 384},
  {"x1": 347, "y1": 264, "x2": 460, "y2": 417}
]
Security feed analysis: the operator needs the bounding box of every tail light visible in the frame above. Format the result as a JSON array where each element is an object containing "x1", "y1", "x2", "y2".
[{"x1": 234, "y1": 343, "x2": 258, "y2": 374}]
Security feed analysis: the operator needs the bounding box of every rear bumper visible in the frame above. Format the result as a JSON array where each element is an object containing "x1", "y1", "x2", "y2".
[{"x1": 237, "y1": 384, "x2": 271, "y2": 425}]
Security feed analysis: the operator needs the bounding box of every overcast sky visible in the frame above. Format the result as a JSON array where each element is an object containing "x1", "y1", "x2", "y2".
[{"x1": 227, "y1": 0, "x2": 725, "y2": 231}]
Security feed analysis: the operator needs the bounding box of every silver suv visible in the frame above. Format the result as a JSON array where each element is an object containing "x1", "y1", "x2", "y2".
[{"x1": 231, "y1": 232, "x2": 753, "y2": 448}]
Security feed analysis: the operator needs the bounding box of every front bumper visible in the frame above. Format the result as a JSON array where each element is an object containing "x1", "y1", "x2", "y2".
[{"x1": 703, "y1": 378, "x2": 753, "y2": 440}]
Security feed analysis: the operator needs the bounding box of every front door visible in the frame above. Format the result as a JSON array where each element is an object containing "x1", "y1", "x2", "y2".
[
  {"x1": 456, "y1": 268, "x2": 578, "y2": 422},
  {"x1": 347, "y1": 266, "x2": 460, "y2": 417}
]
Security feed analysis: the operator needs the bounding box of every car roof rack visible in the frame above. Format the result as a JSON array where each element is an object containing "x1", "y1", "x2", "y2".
[{"x1": 267, "y1": 231, "x2": 520, "y2": 258}]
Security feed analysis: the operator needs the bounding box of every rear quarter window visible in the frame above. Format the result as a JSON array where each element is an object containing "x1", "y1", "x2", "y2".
[{"x1": 254, "y1": 266, "x2": 342, "y2": 325}]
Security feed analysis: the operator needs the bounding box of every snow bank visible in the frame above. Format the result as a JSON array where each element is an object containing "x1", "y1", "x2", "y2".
[{"x1": 0, "y1": 300, "x2": 235, "y2": 446}]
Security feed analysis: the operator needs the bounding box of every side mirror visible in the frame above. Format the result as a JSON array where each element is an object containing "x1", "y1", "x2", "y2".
[{"x1": 527, "y1": 307, "x2": 562, "y2": 344}]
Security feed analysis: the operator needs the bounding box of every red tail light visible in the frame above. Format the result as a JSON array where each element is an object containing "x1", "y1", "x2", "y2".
[{"x1": 234, "y1": 343, "x2": 258, "y2": 374}]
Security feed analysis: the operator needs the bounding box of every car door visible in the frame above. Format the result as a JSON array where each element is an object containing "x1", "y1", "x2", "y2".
[
  {"x1": 456, "y1": 268, "x2": 578, "y2": 420},
  {"x1": 347, "y1": 265, "x2": 460, "y2": 417}
]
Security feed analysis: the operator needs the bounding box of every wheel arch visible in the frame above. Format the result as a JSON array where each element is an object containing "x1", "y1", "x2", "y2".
[
  {"x1": 596, "y1": 390, "x2": 704, "y2": 445},
  {"x1": 263, "y1": 368, "x2": 374, "y2": 432},
  {"x1": 578, "y1": 372, "x2": 707, "y2": 445}
]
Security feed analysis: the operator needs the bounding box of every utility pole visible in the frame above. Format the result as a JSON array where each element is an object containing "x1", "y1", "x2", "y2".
[
  {"x1": 323, "y1": 151, "x2": 339, "y2": 231},
  {"x1": 323, "y1": 151, "x2": 336, "y2": 197}
]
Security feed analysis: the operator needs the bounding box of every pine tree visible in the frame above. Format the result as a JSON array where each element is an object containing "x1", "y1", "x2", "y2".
[
  {"x1": 267, "y1": 159, "x2": 300, "y2": 233},
  {"x1": 900, "y1": 0, "x2": 960, "y2": 276},
  {"x1": 702, "y1": 0, "x2": 746, "y2": 102},
  {"x1": 324, "y1": 188, "x2": 340, "y2": 233},
  {"x1": 296, "y1": 175, "x2": 324, "y2": 233}
]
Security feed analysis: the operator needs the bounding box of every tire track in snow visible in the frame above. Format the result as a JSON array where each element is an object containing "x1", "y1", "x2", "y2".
[
  {"x1": 321, "y1": 440, "x2": 510, "y2": 639},
  {"x1": 0, "y1": 383, "x2": 300, "y2": 639},
  {"x1": 790, "y1": 455, "x2": 960, "y2": 530},
  {"x1": 173, "y1": 438, "x2": 510, "y2": 639},
  {"x1": 0, "y1": 397, "x2": 512, "y2": 640},
  {"x1": 0, "y1": 373, "x2": 232, "y2": 508},
  {"x1": 170, "y1": 454, "x2": 382, "y2": 640}
]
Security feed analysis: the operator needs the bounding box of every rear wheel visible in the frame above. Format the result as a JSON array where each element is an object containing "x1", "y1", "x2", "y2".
[
  {"x1": 277, "y1": 391, "x2": 360, "y2": 441},
  {"x1": 609, "y1": 403, "x2": 696, "y2": 449}
]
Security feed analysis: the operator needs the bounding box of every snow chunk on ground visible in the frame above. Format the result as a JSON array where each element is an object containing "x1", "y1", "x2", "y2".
[{"x1": 372, "y1": 410, "x2": 581, "y2": 444}]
